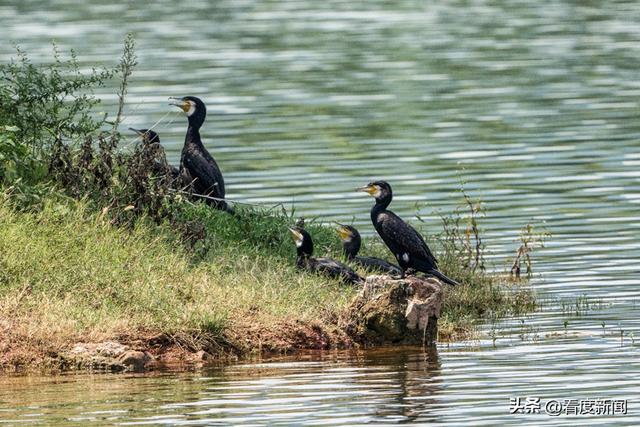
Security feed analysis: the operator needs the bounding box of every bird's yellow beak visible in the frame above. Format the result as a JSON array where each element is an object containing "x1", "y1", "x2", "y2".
[
  {"x1": 356, "y1": 184, "x2": 377, "y2": 196},
  {"x1": 336, "y1": 225, "x2": 352, "y2": 240},
  {"x1": 288, "y1": 227, "x2": 303, "y2": 242},
  {"x1": 169, "y1": 97, "x2": 190, "y2": 113}
]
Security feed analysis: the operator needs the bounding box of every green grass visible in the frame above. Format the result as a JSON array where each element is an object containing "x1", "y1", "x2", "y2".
[
  {"x1": 0, "y1": 190, "x2": 536, "y2": 368},
  {"x1": 0, "y1": 195, "x2": 357, "y2": 363},
  {"x1": 435, "y1": 246, "x2": 536, "y2": 340}
]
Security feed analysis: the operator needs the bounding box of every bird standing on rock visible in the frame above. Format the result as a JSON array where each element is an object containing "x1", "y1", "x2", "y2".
[
  {"x1": 336, "y1": 223, "x2": 402, "y2": 276},
  {"x1": 289, "y1": 226, "x2": 364, "y2": 285},
  {"x1": 356, "y1": 180, "x2": 459, "y2": 286},
  {"x1": 170, "y1": 96, "x2": 232, "y2": 213}
]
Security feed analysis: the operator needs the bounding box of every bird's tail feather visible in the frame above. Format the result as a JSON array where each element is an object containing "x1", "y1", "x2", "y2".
[
  {"x1": 224, "y1": 202, "x2": 235, "y2": 215},
  {"x1": 426, "y1": 269, "x2": 460, "y2": 286}
]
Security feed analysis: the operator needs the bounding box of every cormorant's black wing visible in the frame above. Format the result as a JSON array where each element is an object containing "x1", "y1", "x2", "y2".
[
  {"x1": 182, "y1": 146, "x2": 226, "y2": 199},
  {"x1": 376, "y1": 211, "x2": 438, "y2": 269},
  {"x1": 355, "y1": 256, "x2": 402, "y2": 275},
  {"x1": 312, "y1": 257, "x2": 364, "y2": 285},
  {"x1": 169, "y1": 164, "x2": 181, "y2": 180}
]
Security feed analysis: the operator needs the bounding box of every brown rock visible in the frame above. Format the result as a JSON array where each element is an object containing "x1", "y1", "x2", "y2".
[
  {"x1": 95, "y1": 341, "x2": 129, "y2": 358},
  {"x1": 194, "y1": 350, "x2": 212, "y2": 361},
  {"x1": 118, "y1": 350, "x2": 153, "y2": 372},
  {"x1": 344, "y1": 275, "x2": 442, "y2": 346}
]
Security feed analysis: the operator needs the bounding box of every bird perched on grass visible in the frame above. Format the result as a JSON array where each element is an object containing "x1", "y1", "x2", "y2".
[
  {"x1": 356, "y1": 180, "x2": 459, "y2": 286},
  {"x1": 169, "y1": 96, "x2": 232, "y2": 213},
  {"x1": 288, "y1": 226, "x2": 363, "y2": 285},
  {"x1": 129, "y1": 128, "x2": 180, "y2": 180},
  {"x1": 336, "y1": 223, "x2": 402, "y2": 276}
]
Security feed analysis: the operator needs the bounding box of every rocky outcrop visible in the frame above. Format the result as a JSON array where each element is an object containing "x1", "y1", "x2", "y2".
[
  {"x1": 67, "y1": 342, "x2": 155, "y2": 372},
  {"x1": 344, "y1": 275, "x2": 443, "y2": 346},
  {"x1": 118, "y1": 350, "x2": 153, "y2": 372}
]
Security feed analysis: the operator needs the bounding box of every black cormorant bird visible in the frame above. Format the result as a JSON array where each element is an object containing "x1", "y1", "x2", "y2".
[
  {"x1": 129, "y1": 128, "x2": 180, "y2": 180},
  {"x1": 336, "y1": 223, "x2": 402, "y2": 276},
  {"x1": 356, "y1": 180, "x2": 459, "y2": 286},
  {"x1": 169, "y1": 96, "x2": 231, "y2": 212},
  {"x1": 288, "y1": 226, "x2": 364, "y2": 285}
]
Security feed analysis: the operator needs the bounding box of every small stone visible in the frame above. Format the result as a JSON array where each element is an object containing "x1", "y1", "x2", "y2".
[
  {"x1": 95, "y1": 341, "x2": 128, "y2": 358},
  {"x1": 195, "y1": 350, "x2": 212, "y2": 361},
  {"x1": 118, "y1": 350, "x2": 152, "y2": 372},
  {"x1": 71, "y1": 343, "x2": 90, "y2": 354}
]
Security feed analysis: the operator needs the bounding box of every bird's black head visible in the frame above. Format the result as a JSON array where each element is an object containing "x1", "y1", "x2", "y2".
[
  {"x1": 129, "y1": 128, "x2": 160, "y2": 145},
  {"x1": 336, "y1": 223, "x2": 361, "y2": 259},
  {"x1": 169, "y1": 96, "x2": 207, "y2": 129},
  {"x1": 288, "y1": 226, "x2": 313, "y2": 258},
  {"x1": 357, "y1": 180, "x2": 393, "y2": 205}
]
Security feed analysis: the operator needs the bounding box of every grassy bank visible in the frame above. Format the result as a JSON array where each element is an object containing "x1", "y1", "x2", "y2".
[
  {"x1": 0, "y1": 194, "x2": 360, "y2": 369},
  {"x1": 0, "y1": 191, "x2": 534, "y2": 370}
]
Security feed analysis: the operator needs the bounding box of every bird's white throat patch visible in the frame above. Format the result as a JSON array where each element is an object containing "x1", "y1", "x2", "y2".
[
  {"x1": 372, "y1": 186, "x2": 382, "y2": 198},
  {"x1": 185, "y1": 101, "x2": 196, "y2": 117},
  {"x1": 295, "y1": 237, "x2": 304, "y2": 247}
]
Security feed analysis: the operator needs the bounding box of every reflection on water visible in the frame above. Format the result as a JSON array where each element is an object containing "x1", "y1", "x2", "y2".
[
  {"x1": 1, "y1": 346, "x2": 638, "y2": 426},
  {"x1": 0, "y1": 349, "x2": 442, "y2": 425},
  {"x1": 1, "y1": 0, "x2": 640, "y2": 424}
]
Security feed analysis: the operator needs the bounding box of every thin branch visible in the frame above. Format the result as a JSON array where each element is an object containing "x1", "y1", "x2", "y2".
[{"x1": 112, "y1": 33, "x2": 137, "y2": 134}]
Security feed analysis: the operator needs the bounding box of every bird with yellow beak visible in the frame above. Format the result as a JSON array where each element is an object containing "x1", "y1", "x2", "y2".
[
  {"x1": 357, "y1": 180, "x2": 459, "y2": 285},
  {"x1": 288, "y1": 225, "x2": 363, "y2": 285},
  {"x1": 336, "y1": 223, "x2": 401, "y2": 276},
  {"x1": 170, "y1": 95, "x2": 232, "y2": 213}
]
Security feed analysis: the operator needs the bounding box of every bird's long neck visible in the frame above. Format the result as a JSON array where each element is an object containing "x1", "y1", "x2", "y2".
[
  {"x1": 185, "y1": 125, "x2": 203, "y2": 147},
  {"x1": 370, "y1": 196, "x2": 391, "y2": 224},
  {"x1": 296, "y1": 247, "x2": 311, "y2": 267}
]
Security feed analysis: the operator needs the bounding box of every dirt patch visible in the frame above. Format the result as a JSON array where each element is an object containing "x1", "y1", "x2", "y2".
[
  {"x1": 0, "y1": 316, "x2": 356, "y2": 373},
  {"x1": 226, "y1": 316, "x2": 354, "y2": 355}
]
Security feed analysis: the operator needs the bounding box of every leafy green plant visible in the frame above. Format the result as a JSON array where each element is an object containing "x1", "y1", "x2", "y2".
[
  {"x1": 0, "y1": 44, "x2": 113, "y2": 153},
  {"x1": 0, "y1": 125, "x2": 28, "y2": 183},
  {"x1": 0, "y1": 35, "x2": 181, "y2": 226}
]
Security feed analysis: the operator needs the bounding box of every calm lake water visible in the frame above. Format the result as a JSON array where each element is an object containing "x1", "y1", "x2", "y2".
[{"x1": 2, "y1": 0, "x2": 640, "y2": 425}]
